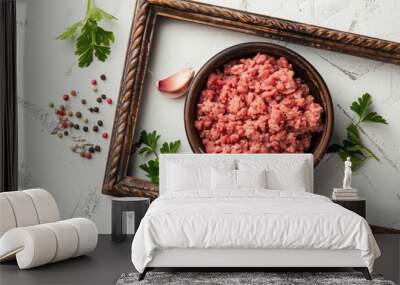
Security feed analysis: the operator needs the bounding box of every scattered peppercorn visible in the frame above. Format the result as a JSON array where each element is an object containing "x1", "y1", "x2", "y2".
[
  {"x1": 96, "y1": 97, "x2": 102, "y2": 103},
  {"x1": 75, "y1": 112, "x2": 82, "y2": 118},
  {"x1": 80, "y1": 151, "x2": 85, "y2": 158},
  {"x1": 92, "y1": 86, "x2": 98, "y2": 92},
  {"x1": 74, "y1": 124, "x2": 80, "y2": 130},
  {"x1": 85, "y1": 151, "x2": 92, "y2": 159},
  {"x1": 93, "y1": 107, "x2": 99, "y2": 113},
  {"x1": 58, "y1": 133, "x2": 63, "y2": 138},
  {"x1": 81, "y1": 99, "x2": 87, "y2": 105},
  {"x1": 93, "y1": 125, "x2": 99, "y2": 132},
  {"x1": 91, "y1": 79, "x2": 97, "y2": 86},
  {"x1": 68, "y1": 111, "x2": 73, "y2": 117},
  {"x1": 70, "y1": 90, "x2": 77, "y2": 97},
  {"x1": 102, "y1": 132, "x2": 109, "y2": 139},
  {"x1": 63, "y1": 94, "x2": 69, "y2": 101},
  {"x1": 62, "y1": 121, "x2": 69, "y2": 129},
  {"x1": 69, "y1": 122, "x2": 74, "y2": 128},
  {"x1": 100, "y1": 74, "x2": 106, "y2": 81},
  {"x1": 101, "y1": 94, "x2": 107, "y2": 100},
  {"x1": 60, "y1": 105, "x2": 66, "y2": 111},
  {"x1": 89, "y1": 107, "x2": 94, "y2": 113},
  {"x1": 83, "y1": 126, "x2": 89, "y2": 132},
  {"x1": 84, "y1": 118, "x2": 89, "y2": 124},
  {"x1": 97, "y1": 120, "x2": 103, "y2": 127},
  {"x1": 64, "y1": 130, "x2": 69, "y2": 136},
  {"x1": 95, "y1": 145, "x2": 101, "y2": 152},
  {"x1": 106, "y1": 98, "x2": 112, "y2": 105},
  {"x1": 89, "y1": 147, "x2": 95, "y2": 153},
  {"x1": 49, "y1": 102, "x2": 55, "y2": 108}
]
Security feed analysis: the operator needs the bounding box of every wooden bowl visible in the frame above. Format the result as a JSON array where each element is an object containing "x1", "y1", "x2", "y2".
[{"x1": 184, "y1": 42, "x2": 333, "y2": 165}]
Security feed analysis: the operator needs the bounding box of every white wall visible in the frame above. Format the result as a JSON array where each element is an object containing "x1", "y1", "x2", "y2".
[{"x1": 17, "y1": 0, "x2": 399, "y2": 281}]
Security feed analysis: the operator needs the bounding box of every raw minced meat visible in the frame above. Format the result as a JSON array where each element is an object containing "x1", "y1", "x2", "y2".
[{"x1": 194, "y1": 53, "x2": 324, "y2": 154}]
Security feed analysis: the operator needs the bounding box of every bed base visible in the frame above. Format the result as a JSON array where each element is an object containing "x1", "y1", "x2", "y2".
[
  {"x1": 138, "y1": 248, "x2": 372, "y2": 281},
  {"x1": 138, "y1": 267, "x2": 371, "y2": 281}
]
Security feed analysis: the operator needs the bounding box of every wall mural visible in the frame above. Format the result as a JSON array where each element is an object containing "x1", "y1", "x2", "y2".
[{"x1": 16, "y1": 0, "x2": 400, "y2": 235}]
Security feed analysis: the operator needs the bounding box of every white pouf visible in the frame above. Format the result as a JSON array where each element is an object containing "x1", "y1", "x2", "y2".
[{"x1": 0, "y1": 189, "x2": 98, "y2": 269}]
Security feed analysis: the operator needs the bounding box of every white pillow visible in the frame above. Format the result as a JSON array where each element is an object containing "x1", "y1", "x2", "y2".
[
  {"x1": 236, "y1": 169, "x2": 267, "y2": 189},
  {"x1": 211, "y1": 168, "x2": 236, "y2": 190},
  {"x1": 166, "y1": 159, "x2": 235, "y2": 192},
  {"x1": 238, "y1": 160, "x2": 307, "y2": 191}
]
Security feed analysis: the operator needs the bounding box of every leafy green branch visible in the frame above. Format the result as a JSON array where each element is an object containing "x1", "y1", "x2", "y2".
[
  {"x1": 56, "y1": 0, "x2": 117, "y2": 68},
  {"x1": 135, "y1": 130, "x2": 181, "y2": 185},
  {"x1": 328, "y1": 93, "x2": 388, "y2": 170}
]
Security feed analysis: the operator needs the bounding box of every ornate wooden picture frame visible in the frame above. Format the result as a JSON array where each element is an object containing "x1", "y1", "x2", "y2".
[{"x1": 102, "y1": 0, "x2": 400, "y2": 200}]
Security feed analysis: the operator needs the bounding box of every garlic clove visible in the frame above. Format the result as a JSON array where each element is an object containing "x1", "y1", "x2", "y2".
[{"x1": 157, "y1": 68, "x2": 194, "y2": 97}]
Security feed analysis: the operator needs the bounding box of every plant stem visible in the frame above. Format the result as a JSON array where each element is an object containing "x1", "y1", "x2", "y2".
[{"x1": 86, "y1": 0, "x2": 92, "y2": 15}]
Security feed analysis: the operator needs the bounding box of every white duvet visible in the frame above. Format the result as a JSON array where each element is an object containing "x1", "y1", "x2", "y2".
[{"x1": 131, "y1": 190, "x2": 380, "y2": 272}]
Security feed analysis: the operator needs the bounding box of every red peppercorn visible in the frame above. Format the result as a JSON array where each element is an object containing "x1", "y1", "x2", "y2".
[
  {"x1": 58, "y1": 110, "x2": 65, "y2": 117},
  {"x1": 70, "y1": 90, "x2": 77, "y2": 97},
  {"x1": 63, "y1": 94, "x2": 69, "y2": 101},
  {"x1": 62, "y1": 121, "x2": 69, "y2": 129},
  {"x1": 102, "y1": 132, "x2": 109, "y2": 139},
  {"x1": 106, "y1": 98, "x2": 112, "y2": 105},
  {"x1": 91, "y1": 79, "x2": 97, "y2": 86},
  {"x1": 59, "y1": 105, "x2": 66, "y2": 111},
  {"x1": 85, "y1": 151, "x2": 92, "y2": 159}
]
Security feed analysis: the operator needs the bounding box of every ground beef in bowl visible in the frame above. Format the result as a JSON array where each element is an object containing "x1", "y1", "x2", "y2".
[{"x1": 194, "y1": 53, "x2": 324, "y2": 154}]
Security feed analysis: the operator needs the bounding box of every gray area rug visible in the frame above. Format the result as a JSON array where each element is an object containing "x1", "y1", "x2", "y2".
[{"x1": 116, "y1": 272, "x2": 396, "y2": 285}]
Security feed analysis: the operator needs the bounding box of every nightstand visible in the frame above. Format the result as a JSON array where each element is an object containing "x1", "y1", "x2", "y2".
[
  {"x1": 111, "y1": 197, "x2": 150, "y2": 242},
  {"x1": 332, "y1": 198, "x2": 366, "y2": 218}
]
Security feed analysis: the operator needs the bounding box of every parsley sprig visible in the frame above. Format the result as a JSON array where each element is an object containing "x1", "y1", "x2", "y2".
[
  {"x1": 135, "y1": 130, "x2": 181, "y2": 185},
  {"x1": 56, "y1": 0, "x2": 117, "y2": 67},
  {"x1": 328, "y1": 93, "x2": 388, "y2": 170}
]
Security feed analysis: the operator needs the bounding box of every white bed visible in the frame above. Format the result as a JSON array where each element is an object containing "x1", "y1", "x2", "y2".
[{"x1": 131, "y1": 154, "x2": 380, "y2": 280}]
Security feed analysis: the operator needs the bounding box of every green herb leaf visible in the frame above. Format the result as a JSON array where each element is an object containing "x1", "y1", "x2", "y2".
[
  {"x1": 56, "y1": 0, "x2": 116, "y2": 68},
  {"x1": 346, "y1": 124, "x2": 361, "y2": 145},
  {"x1": 138, "y1": 130, "x2": 160, "y2": 156},
  {"x1": 139, "y1": 158, "x2": 159, "y2": 185},
  {"x1": 56, "y1": 20, "x2": 82, "y2": 40},
  {"x1": 362, "y1": 112, "x2": 388, "y2": 124},
  {"x1": 350, "y1": 93, "x2": 372, "y2": 120},
  {"x1": 160, "y1": 140, "x2": 181, "y2": 154},
  {"x1": 90, "y1": 6, "x2": 118, "y2": 21},
  {"x1": 327, "y1": 144, "x2": 343, "y2": 153}
]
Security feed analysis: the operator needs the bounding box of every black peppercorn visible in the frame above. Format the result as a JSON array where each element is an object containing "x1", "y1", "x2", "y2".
[
  {"x1": 74, "y1": 124, "x2": 80, "y2": 130},
  {"x1": 75, "y1": 112, "x2": 82, "y2": 118},
  {"x1": 69, "y1": 122, "x2": 74, "y2": 128},
  {"x1": 81, "y1": 99, "x2": 87, "y2": 105},
  {"x1": 93, "y1": 107, "x2": 99, "y2": 113},
  {"x1": 100, "y1": 74, "x2": 106, "y2": 81},
  {"x1": 101, "y1": 94, "x2": 107, "y2": 100},
  {"x1": 64, "y1": 130, "x2": 69, "y2": 136},
  {"x1": 93, "y1": 125, "x2": 99, "y2": 132},
  {"x1": 89, "y1": 147, "x2": 95, "y2": 153},
  {"x1": 83, "y1": 126, "x2": 89, "y2": 132},
  {"x1": 97, "y1": 120, "x2": 103, "y2": 126},
  {"x1": 96, "y1": 97, "x2": 102, "y2": 103},
  {"x1": 89, "y1": 107, "x2": 94, "y2": 113},
  {"x1": 95, "y1": 145, "x2": 101, "y2": 152}
]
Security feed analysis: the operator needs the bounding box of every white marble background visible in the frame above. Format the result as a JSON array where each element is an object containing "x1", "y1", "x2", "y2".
[{"x1": 17, "y1": 0, "x2": 400, "y2": 233}]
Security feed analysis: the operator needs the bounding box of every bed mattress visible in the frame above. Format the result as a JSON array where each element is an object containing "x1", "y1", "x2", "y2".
[{"x1": 131, "y1": 190, "x2": 380, "y2": 272}]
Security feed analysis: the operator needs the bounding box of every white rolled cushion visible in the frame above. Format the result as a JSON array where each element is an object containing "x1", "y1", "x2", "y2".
[
  {"x1": 42, "y1": 221, "x2": 79, "y2": 262},
  {"x1": 64, "y1": 218, "x2": 98, "y2": 257},
  {"x1": 0, "y1": 226, "x2": 57, "y2": 269},
  {"x1": 0, "y1": 218, "x2": 97, "y2": 269},
  {"x1": 23, "y1": 189, "x2": 60, "y2": 223},
  {"x1": 0, "y1": 196, "x2": 17, "y2": 237},
  {"x1": 211, "y1": 168, "x2": 236, "y2": 190},
  {"x1": 0, "y1": 191, "x2": 39, "y2": 227},
  {"x1": 236, "y1": 169, "x2": 267, "y2": 189}
]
